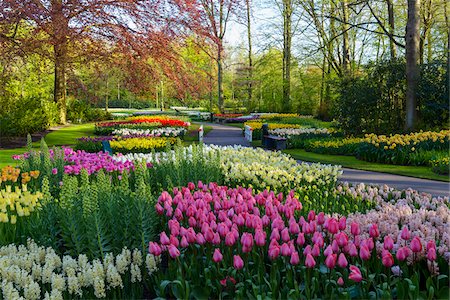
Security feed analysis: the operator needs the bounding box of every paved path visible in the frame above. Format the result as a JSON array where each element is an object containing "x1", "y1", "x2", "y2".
[{"x1": 202, "y1": 122, "x2": 449, "y2": 197}]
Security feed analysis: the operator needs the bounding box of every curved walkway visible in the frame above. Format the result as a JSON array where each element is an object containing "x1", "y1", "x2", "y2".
[{"x1": 202, "y1": 122, "x2": 449, "y2": 197}]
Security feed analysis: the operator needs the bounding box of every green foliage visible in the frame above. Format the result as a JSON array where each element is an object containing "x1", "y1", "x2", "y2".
[
  {"x1": 304, "y1": 138, "x2": 363, "y2": 155},
  {"x1": 67, "y1": 97, "x2": 112, "y2": 123},
  {"x1": 430, "y1": 157, "x2": 450, "y2": 175}
]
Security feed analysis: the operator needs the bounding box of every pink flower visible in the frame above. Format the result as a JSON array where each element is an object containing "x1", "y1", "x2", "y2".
[
  {"x1": 296, "y1": 233, "x2": 305, "y2": 246},
  {"x1": 349, "y1": 265, "x2": 363, "y2": 283},
  {"x1": 324, "y1": 245, "x2": 333, "y2": 257},
  {"x1": 369, "y1": 224, "x2": 379, "y2": 238},
  {"x1": 410, "y1": 237, "x2": 422, "y2": 253},
  {"x1": 308, "y1": 210, "x2": 316, "y2": 221},
  {"x1": 170, "y1": 235, "x2": 179, "y2": 247},
  {"x1": 311, "y1": 244, "x2": 320, "y2": 257},
  {"x1": 168, "y1": 245, "x2": 180, "y2": 258},
  {"x1": 160, "y1": 232, "x2": 170, "y2": 245},
  {"x1": 270, "y1": 228, "x2": 280, "y2": 241},
  {"x1": 305, "y1": 253, "x2": 316, "y2": 268},
  {"x1": 382, "y1": 252, "x2": 394, "y2": 268},
  {"x1": 400, "y1": 226, "x2": 410, "y2": 240},
  {"x1": 289, "y1": 221, "x2": 300, "y2": 234},
  {"x1": 427, "y1": 247, "x2": 437, "y2": 261},
  {"x1": 268, "y1": 245, "x2": 280, "y2": 260},
  {"x1": 255, "y1": 230, "x2": 266, "y2": 247},
  {"x1": 281, "y1": 243, "x2": 291, "y2": 256},
  {"x1": 426, "y1": 240, "x2": 436, "y2": 251},
  {"x1": 317, "y1": 212, "x2": 325, "y2": 225},
  {"x1": 336, "y1": 232, "x2": 348, "y2": 248},
  {"x1": 233, "y1": 255, "x2": 244, "y2": 269},
  {"x1": 52, "y1": 168, "x2": 58, "y2": 175},
  {"x1": 196, "y1": 233, "x2": 206, "y2": 245},
  {"x1": 383, "y1": 236, "x2": 394, "y2": 251},
  {"x1": 327, "y1": 218, "x2": 338, "y2": 234},
  {"x1": 225, "y1": 232, "x2": 236, "y2": 246},
  {"x1": 290, "y1": 251, "x2": 300, "y2": 265},
  {"x1": 396, "y1": 246, "x2": 410, "y2": 261},
  {"x1": 359, "y1": 245, "x2": 371, "y2": 261},
  {"x1": 149, "y1": 242, "x2": 162, "y2": 256},
  {"x1": 348, "y1": 243, "x2": 358, "y2": 257},
  {"x1": 350, "y1": 222, "x2": 360, "y2": 236},
  {"x1": 241, "y1": 232, "x2": 254, "y2": 251},
  {"x1": 338, "y1": 253, "x2": 348, "y2": 268},
  {"x1": 281, "y1": 228, "x2": 290, "y2": 242},
  {"x1": 180, "y1": 236, "x2": 189, "y2": 248},
  {"x1": 213, "y1": 248, "x2": 223, "y2": 263},
  {"x1": 337, "y1": 277, "x2": 344, "y2": 286},
  {"x1": 338, "y1": 216, "x2": 346, "y2": 230},
  {"x1": 325, "y1": 254, "x2": 337, "y2": 269}
]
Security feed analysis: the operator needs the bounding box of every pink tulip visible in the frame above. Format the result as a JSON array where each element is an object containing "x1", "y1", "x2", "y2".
[
  {"x1": 255, "y1": 230, "x2": 266, "y2": 247},
  {"x1": 359, "y1": 245, "x2": 371, "y2": 261},
  {"x1": 155, "y1": 203, "x2": 164, "y2": 215},
  {"x1": 241, "y1": 233, "x2": 254, "y2": 253},
  {"x1": 331, "y1": 240, "x2": 339, "y2": 253},
  {"x1": 311, "y1": 244, "x2": 320, "y2": 257},
  {"x1": 325, "y1": 254, "x2": 337, "y2": 269},
  {"x1": 205, "y1": 228, "x2": 214, "y2": 243},
  {"x1": 427, "y1": 248, "x2": 436, "y2": 261},
  {"x1": 303, "y1": 245, "x2": 312, "y2": 256},
  {"x1": 324, "y1": 245, "x2": 333, "y2": 257},
  {"x1": 270, "y1": 228, "x2": 280, "y2": 241},
  {"x1": 149, "y1": 242, "x2": 162, "y2": 256},
  {"x1": 410, "y1": 237, "x2": 422, "y2": 253},
  {"x1": 168, "y1": 245, "x2": 180, "y2": 258},
  {"x1": 281, "y1": 243, "x2": 291, "y2": 256},
  {"x1": 400, "y1": 226, "x2": 410, "y2": 240},
  {"x1": 338, "y1": 253, "x2": 348, "y2": 268},
  {"x1": 180, "y1": 236, "x2": 189, "y2": 248},
  {"x1": 196, "y1": 233, "x2": 206, "y2": 245},
  {"x1": 160, "y1": 232, "x2": 170, "y2": 245},
  {"x1": 338, "y1": 216, "x2": 346, "y2": 230},
  {"x1": 233, "y1": 255, "x2": 244, "y2": 270},
  {"x1": 317, "y1": 212, "x2": 325, "y2": 225},
  {"x1": 426, "y1": 240, "x2": 436, "y2": 251},
  {"x1": 268, "y1": 245, "x2": 280, "y2": 260},
  {"x1": 281, "y1": 228, "x2": 290, "y2": 242},
  {"x1": 350, "y1": 222, "x2": 360, "y2": 236},
  {"x1": 170, "y1": 236, "x2": 179, "y2": 247},
  {"x1": 289, "y1": 221, "x2": 300, "y2": 234},
  {"x1": 369, "y1": 224, "x2": 379, "y2": 238},
  {"x1": 382, "y1": 252, "x2": 394, "y2": 268},
  {"x1": 296, "y1": 233, "x2": 305, "y2": 246},
  {"x1": 348, "y1": 243, "x2": 358, "y2": 257},
  {"x1": 290, "y1": 251, "x2": 300, "y2": 265},
  {"x1": 348, "y1": 265, "x2": 363, "y2": 282},
  {"x1": 186, "y1": 229, "x2": 196, "y2": 243},
  {"x1": 213, "y1": 248, "x2": 223, "y2": 263},
  {"x1": 327, "y1": 218, "x2": 338, "y2": 234},
  {"x1": 337, "y1": 277, "x2": 344, "y2": 286},
  {"x1": 396, "y1": 246, "x2": 410, "y2": 261},
  {"x1": 308, "y1": 210, "x2": 316, "y2": 222},
  {"x1": 336, "y1": 232, "x2": 348, "y2": 248},
  {"x1": 305, "y1": 253, "x2": 316, "y2": 268},
  {"x1": 383, "y1": 236, "x2": 394, "y2": 251}
]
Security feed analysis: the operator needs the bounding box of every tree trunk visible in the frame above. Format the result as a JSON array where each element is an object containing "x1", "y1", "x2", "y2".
[
  {"x1": 282, "y1": 0, "x2": 292, "y2": 112},
  {"x1": 217, "y1": 44, "x2": 224, "y2": 113},
  {"x1": 341, "y1": 0, "x2": 350, "y2": 74},
  {"x1": 246, "y1": 0, "x2": 253, "y2": 110},
  {"x1": 54, "y1": 43, "x2": 67, "y2": 124},
  {"x1": 105, "y1": 77, "x2": 109, "y2": 112},
  {"x1": 386, "y1": 0, "x2": 397, "y2": 59},
  {"x1": 405, "y1": 0, "x2": 421, "y2": 130}
]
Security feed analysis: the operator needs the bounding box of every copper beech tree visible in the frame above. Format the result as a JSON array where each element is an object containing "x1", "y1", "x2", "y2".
[{"x1": 0, "y1": 0, "x2": 200, "y2": 124}]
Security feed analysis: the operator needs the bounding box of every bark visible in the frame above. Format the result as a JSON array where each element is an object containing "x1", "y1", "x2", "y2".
[
  {"x1": 341, "y1": 0, "x2": 350, "y2": 73},
  {"x1": 419, "y1": 0, "x2": 432, "y2": 64},
  {"x1": 386, "y1": 0, "x2": 397, "y2": 59},
  {"x1": 217, "y1": 45, "x2": 224, "y2": 113},
  {"x1": 246, "y1": 0, "x2": 253, "y2": 108},
  {"x1": 405, "y1": 0, "x2": 421, "y2": 130},
  {"x1": 282, "y1": 0, "x2": 292, "y2": 112}
]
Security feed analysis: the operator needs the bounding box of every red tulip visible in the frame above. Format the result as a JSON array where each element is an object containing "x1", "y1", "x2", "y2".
[
  {"x1": 338, "y1": 253, "x2": 348, "y2": 268},
  {"x1": 233, "y1": 255, "x2": 244, "y2": 270},
  {"x1": 359, "y1": 245, "x2": 371, "y2": 261},
  {"x1": 168, "y1": 245, "x2": 180, "y2": 258},
  {"x1": 410, "y1": 237, "x2": 422, "y2": 253},
  {"x1": 349, "y1": 265, "x2": 363, "y2": 282},
  {"x1": 213, "y1": 248, "x2": 223, "y2": 263},
  {"x1": 383, "y1": 236, "x2": 394, "y2": 251},
  {"x1": 350, "y1": 222, "x2": 360, "y2": 236},
  {"x1": 369, "y1": 224, "x2": 379, "y2": 238},
  {"x1": 305, "y1": 253, "x2": 316, "y2": 268},
  {"x1": 382, "y1": 252, "x2": 394, "y2": 268},
  {"x1": 290, "y1": 251, "x2": 300, "y2": 265},
  {"x1": 149, "y1": 242, "x2": 162, "y2": 256},
  {"x1": 400, "y1": 226, "x2": 410, "y2": 240},
  {"x1": 325, "y1": 254, "x2": 337, "y2": 269}
]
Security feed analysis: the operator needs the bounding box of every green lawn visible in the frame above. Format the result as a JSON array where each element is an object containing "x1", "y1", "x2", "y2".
[
  {"x1": 184, "y1": 124, "x2": 213, "y2": 143},
  {"x1": 0, "y1": 123, "x2": 95, "y2": 168},
  {"x1": 284, "y1": 149, "x2": 449, "y2": 182}
]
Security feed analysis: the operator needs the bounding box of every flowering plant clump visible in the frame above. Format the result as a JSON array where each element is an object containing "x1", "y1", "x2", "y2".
[
  {"x1": 110, "y1": 137, "x2": 178, "y2": 154},
  {"x1": 0, "y1": 240, "x2": 160, "y2": 299},
  {"x1": 214, "y1": 113, "x2": 243, "y2": 118},
  {"x1": 244, "y1": 121, "x2": 301, "y2": 130},
  {"x1": 304, "y1": 138, "x2": 364, "y2": 156},
  {"x1": 430, "y1": 157, "x2": 449, "y2": 175},
  {"x1": 150, "y1": 182, "x2": 448, "y2": 299},
  {"x1": 269, "y1": 127, "x2": 332, "y2": 137},
  {"x1": 95, "y1": 116, "x2": 191, "y2": 135},
  {"x1": 112, "y1": 127, "x2": 186, "y2": 138},
  {"x1": 1, "y1": 166, "x2": 40, "y2": 188},
  {"x1": 356, "y1": 130, "x2": 450, "y2": 165}
]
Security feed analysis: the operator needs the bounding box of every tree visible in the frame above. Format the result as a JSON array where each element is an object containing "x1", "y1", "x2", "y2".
[{"x1": 0, "y1": 0, "x2": 172, "y2": 124}]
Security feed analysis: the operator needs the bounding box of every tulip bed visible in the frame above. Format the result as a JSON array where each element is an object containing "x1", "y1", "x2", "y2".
[{"x1": 1, "y1": 140, "x2": 449, "y2": 299}]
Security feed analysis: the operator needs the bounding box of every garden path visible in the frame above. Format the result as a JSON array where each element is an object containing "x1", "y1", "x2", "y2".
[{"x1": 202, "y1": 122, "x2": 449, "y2": 197}]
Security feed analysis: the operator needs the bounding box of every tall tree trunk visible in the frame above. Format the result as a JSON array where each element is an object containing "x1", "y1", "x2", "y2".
[
  {"x1": 341, "y1": 0, "x2": 350, "y2": 74},
  {"x1": 246, "y1": 0, "x2": 253, "y2": 109},
  {"x1": 217, "y1": 44, "x2": 224, "y2": 113},
  {"x1": 405, "y1": 0, "x2": 421, "y2": 130},
  {"x1": 445, "y1": 0, "x2": 449, "y2": 101},
  {"x1": 54, "y1": 42, "x2": 67, "y2": 124},
  {"x1": 105, "y1": 77, "x2": 109, "y2": 112},
  {"x1": 282, "y1": 0, "x2": 292, "y2": 112},
  {"x1": 386, "y1": 0, "x2": 397, "y2": 59}
]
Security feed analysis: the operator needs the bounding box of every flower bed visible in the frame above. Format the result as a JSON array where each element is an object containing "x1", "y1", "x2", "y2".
[
  {"x1": 110, "y1": 137, "x2": 178, "y2": 154},
  {"x1": 150, "y1": 182, "x2": 449, "y2": 299},
  {"x1": 112, "y1": 127, "x2": 186, "y2": 138},
  {"x1": 95, "y1": 116, "x2": 190, "y2": 135},
  {"x1": 430, "y1": 157, "x2": 449, "y2": 175},
  {"x1": 304, "y1": 138, "x2": 364, "y2": 156}
]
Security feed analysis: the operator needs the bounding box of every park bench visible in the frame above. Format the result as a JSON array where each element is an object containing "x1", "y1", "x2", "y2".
[{"x1": 261, "y1": 124, "x2": 287, "y2": 150}]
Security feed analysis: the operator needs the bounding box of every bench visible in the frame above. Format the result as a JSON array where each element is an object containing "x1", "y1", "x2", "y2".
[
  {"x1": 261, "y1": 123, "x2": 286, "y2": 150},
  {"x1": 263, "y1": 135, "x2": 287, "y2": 150}
]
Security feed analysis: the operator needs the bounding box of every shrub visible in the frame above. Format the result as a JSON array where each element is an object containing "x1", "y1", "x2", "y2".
[
  {"x1": 305, "y1": 138, "x2": 363, "y2": 156},
  {"x1": 430, "y1": 157, "x2": 449, "y2": 175}
]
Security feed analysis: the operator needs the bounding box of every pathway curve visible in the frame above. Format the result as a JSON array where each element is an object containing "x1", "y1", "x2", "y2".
[{"x1": 201, "y1": 122, "x2": 449, "y2": 197}]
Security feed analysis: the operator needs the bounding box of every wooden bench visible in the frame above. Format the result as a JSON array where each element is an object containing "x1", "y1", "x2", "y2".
[{"x1": 263, "y1": 135, "x2": 287, "y2": 150}]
